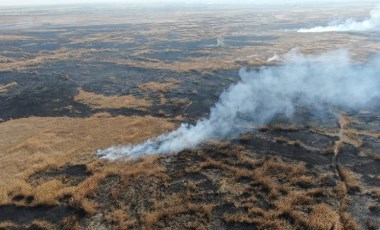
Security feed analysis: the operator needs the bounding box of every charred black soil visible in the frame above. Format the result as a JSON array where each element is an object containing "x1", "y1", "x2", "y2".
[{"x1": 1, "y1": 3, "x2": 380, "y2": 230}]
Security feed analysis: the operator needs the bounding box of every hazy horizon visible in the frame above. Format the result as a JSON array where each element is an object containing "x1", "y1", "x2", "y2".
[{"x1": 0, "y1": 0, "x2": 379, "y2": 7}]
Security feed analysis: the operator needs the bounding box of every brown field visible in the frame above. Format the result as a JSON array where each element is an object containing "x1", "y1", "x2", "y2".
[
  {"x1": 0, "y1": 82, "x2": 17, "y2": 94},
  {"x1": 0, "y1": 115, "x2": 175, "y2": 205},
  {"x1": 74, "y1": 88, "x2": 152, "y2": 110},
  {"x1": 0, "y1": 2, "x2": 379, "y2": 229},
  {"x1": 138, "y1": 79, "x2": 180, "y2": 93}
]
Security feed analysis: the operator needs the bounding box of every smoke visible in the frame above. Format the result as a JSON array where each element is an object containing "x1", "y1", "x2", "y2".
[
  {"x1": 267, "y1": 54, "x2": 280, "y2": 62},
  {"x1": 298, "y1": 6, "x2": 380, "y2": 32},
  {"x1": 216, "y1": 37, "x2": 225, "y2": 48},
  {"x1": 97, "y1": 49, "x2": 380, "y2": 161}
]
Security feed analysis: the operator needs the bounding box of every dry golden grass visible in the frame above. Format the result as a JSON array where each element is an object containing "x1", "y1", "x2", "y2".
[
  {"x1": 0, "y1": 35, "x2": 33, "y2": 41},
  {"x1": 341, "y1": 130, "x2": 364, "y2": 148},
  {"x1": 333, "y1": 140, "x2": 344, "y2": 155},
  {"x1": 0, "y1": 6, "x2": 377, "y2": 75},
  {"x1": 114, "y1": 56, "x2": 244, "y2": 73},
  {"x1": 189, "y1": 152, "x2": 346, "y2": 228},
  {"x1": 1, "y1": 134, "x2": 366, "y2": 229},
  {"x1": 338, "y1": 167, "x2": 362, "y2": 192},
  {"x1": 105, "y1": 28, "x2": 379, "y2": 73},
  {"x1": 339, "y1": 212, "x2": 360, "y2": 230},
  {"x1": 360, "y1": 150, "x2": 380, "y2": 160},
  {"x1": 74, "y1": 88, "x2": 152, "y2": 110},
  {"x1": 0, "y1": 47, "x2": 115, "y2": 72},
  {"x1": 138, "y1": 78, "x2": 180, "y2": 93},
  {"x1": 335, "y1": 114, "x2": 380, "y2": 154},
  {"x1": 0, "y1": 8, "x2": 377, "y2": 228},
  {"x1": 68, "y1": 31, "x2": 135, "y2": 45},
  {"x1": 0, "y1": 56, "x2": 13, "y2": 64},
  {"x1": 366, "y1": 188, "x2": 380, "y2": 198},
  {"x1": 33, "y1": 179, "x2": 74, "y2": 206},
  {"x1": 194, "y1": 147, "x2": 366, "y2": 230},
  {"x1": 79, "y1": 199, "x2": 98, "y2": 215},
  {"x1": 335, "y1": 181, "x2": 348, "y2": 201},
  {"x1": 142, "y1": 197, "x2": 215, "y2": 228},
  {"x1": 222, "y1": 212, "x2": 255, "y2": 224},
  {"x1": 90, "y1": 112, "x2": 112, "y2": 118},
  {"x1": 0, "y1": 111, "x2": 371, "y2": 229},
  {"x1": 31, "y1": 220, "x2": 55, "y2": 230},
  {"x1": 0, "y1": 221, "x2": 17, "y2": 229},
  {"x1": 338, "y1": 114, "x2": 358, "y2": 129},
  {"x1": 308, "y1": 204, "x2": 340, "y2": 230},
  {"x1": 61, "y1": 215, "x2": 82, "y2": 230},
  {"x1": 0, "y1": 82, "x2": 17, "y2": 94},
  {"x1": 315, "y1": 113, "x2": 379, "y2": 160},
  {"x1": 351, "y1": 130, "x2": 380, "y2": 139},
  {"x1": 0, "y1": 115, "x2": 175, "y2": 205},
  {"x1": 104, "y1": 208, "x2": 137, "y2": 229}
]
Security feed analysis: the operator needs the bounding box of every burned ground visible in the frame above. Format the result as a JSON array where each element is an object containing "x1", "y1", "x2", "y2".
[
  {"x1": 2, "y1": 128, "x2": 379, "y2": 229},
  {"x1": 0, "y1": 3, "x2": 380, "y2": 230},
  {"x1": 1, "y1": 110, "x2": 379, "y2": 229}
]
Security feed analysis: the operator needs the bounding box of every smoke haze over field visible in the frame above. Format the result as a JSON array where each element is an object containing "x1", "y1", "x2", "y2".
[
  {"x1": 98, "y1": 50, "x2": 380, "y2": 161},
  {"x1": 0, "y1": 0, "x2": 379, "y2": 7},
  {"x1": 298, "y1": 6, "x2": 380, "y2": 32}
]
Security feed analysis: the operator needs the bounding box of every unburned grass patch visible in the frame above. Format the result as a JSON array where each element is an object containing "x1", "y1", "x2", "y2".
[
  {"x1": 74, "y1": 88, "x2": 152, "y2": 110},
  {"x1": 0, "y1": 82, "x2": 17, "y2": 94}
]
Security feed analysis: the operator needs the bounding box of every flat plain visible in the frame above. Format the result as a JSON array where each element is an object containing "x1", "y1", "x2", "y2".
[{"x1": 0, "y1": 3, "x2": 380, "y2": 229}]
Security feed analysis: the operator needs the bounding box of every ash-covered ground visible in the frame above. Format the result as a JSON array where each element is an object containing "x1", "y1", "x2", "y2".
[{"x1": 0, "y1": 2, "x2": 380, "y2": 230}]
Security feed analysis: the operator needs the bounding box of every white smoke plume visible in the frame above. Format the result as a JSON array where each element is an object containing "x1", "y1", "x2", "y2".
[
  {"x1": 97, "y1": 49, "x2": 380, "y2": 161},
  {"x1": 216, "y1": 37, "x2": 225, "y2": 47},
  {"x1": 267, "y1": 54, "x2": 280, "y2": 62},
  {"x1": 298, "y1": 6, "x2": 380, "y2": 32}
]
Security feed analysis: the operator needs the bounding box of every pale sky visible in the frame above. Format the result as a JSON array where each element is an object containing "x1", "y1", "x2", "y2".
[
  {"x1": 0, "y1": 0, "x2": 263, "y2": 6},
  {"x1": 0, "y1": 0, "x2": 378, "y2": 7}
]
